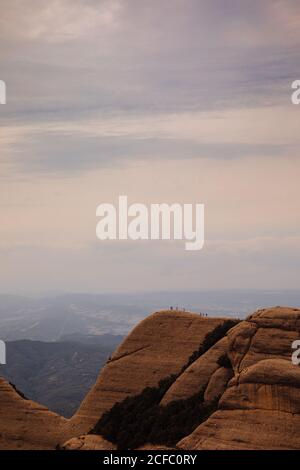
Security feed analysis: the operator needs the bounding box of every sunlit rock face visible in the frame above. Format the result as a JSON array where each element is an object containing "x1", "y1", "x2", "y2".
[
  {"x1": 2, "y1": 307, "x2": 300, "y2": 450},
  {"x1": 179, "y1": 307, "x2": 300, "y2": 450},
  {"x1": 0, "y1": 378, "x2": 66, "y2": 450},
  {"x1": 65, "y1": 310, "x2": 228, "y2": 437}
]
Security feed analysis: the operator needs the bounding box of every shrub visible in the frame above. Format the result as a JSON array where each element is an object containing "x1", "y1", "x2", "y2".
[{"x1": 217, "y1": 353, "x2": 232, "y2": 369}]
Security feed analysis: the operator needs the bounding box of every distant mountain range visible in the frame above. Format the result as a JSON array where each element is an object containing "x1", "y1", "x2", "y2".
[
  {"x1": 0, "y1": 293, "x2": 146, "y2": 341},
  {"x1": 0, "y1": 334, "x2": 123, "y2": 417},
  {"x1": 1, "y1": 290, "x2": 300, "y2": 342}
]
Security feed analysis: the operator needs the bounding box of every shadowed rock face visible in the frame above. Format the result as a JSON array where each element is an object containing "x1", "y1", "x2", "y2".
[
  {"x1": 203, "y1": 366, "x2": 233, "y2": 404},
  {"x1": 178, "y1": 307, "x2": 300, "y2": 450},
  {"x1": 1, "y1": 307, "x2": 300, "y2": 450}
]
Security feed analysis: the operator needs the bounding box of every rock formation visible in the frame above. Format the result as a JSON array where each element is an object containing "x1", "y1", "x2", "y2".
[
  {"x1": 160, "y1": 337, "x2": 229, "y2": 405},
  {"x1": 61, "y1": 435, "x2": 116, "y2": 450},
  {"x1": 178, "y1": 307, "x2": 300, "y2": 450},
  {"x1": 1, "y1": 306, "x2": 300, "y2": 450},
  {"x1": 0, "y1": 378, "x2": 66, "y2": 450},
  {"x1": 64, "y1": 310, "x2": 229, "y2": 437}
]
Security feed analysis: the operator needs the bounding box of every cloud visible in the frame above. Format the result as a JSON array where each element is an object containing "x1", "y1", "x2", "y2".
[
  {"x1": 1, "y1": 104, "x2": 297, "y2": 175},
  {"x1": 2, "y1": 235, "x2": 300, "y2": 294},
  {"x1": 0, "y1": 1, "x2": 300, "y2": 292},
  {"x1": 1, "y1": 0, "x2": 300, "y2": 126},
  {"x1": 0, "y1": 0, "x2": 121, "y2": 42}
]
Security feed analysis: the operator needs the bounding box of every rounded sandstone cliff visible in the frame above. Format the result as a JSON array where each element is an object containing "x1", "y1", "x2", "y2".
[
  {"x1": 178, "y1": 307, "x2": 300, "y2": 450},
  {"x1": 160, "y1": 336, "x2": 230, "y2": 405},
  {"x1": 63, "y1": 310, "x2": 229, "y2": 438},
  {"x1": 0, "y1": 309, "x2": 230, "y2": 449},
  {"x1": 2, "y1": 306, "x2": 300, "y2": 450},
  {"x1": 0, "y1": 378, "x2": 66, "y2": 450}
]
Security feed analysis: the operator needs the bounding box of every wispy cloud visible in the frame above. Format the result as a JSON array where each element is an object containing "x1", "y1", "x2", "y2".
[{"x1": 1, "y1": 0, "x2": 300, "y2": 292}]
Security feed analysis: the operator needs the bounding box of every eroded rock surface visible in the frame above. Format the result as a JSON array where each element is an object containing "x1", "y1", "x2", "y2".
[
  {"x1": 178, "y1": 307, "x2": 300, "y2": 450},
  {"x1": 161, "y1": 337, "x2": 229, "y2": 405},
  {"x1": 204, "y1": 366, "x2": 233, "y2": 404},
  {"x1": 0, "y1": 310, "x2": 228, "y2": 448},
  {"x1": 0, "y1": 378, "x2": 66, "y2": 450},
  {"x1": 61, "y1": 435, "x2": 116, "y2": 450},
  {"x1": 66, "y1": 311, "x2": 228, "y2": 436},
  {"x1": 2, "y1": 307, "x2": 300, "y2": 450}
]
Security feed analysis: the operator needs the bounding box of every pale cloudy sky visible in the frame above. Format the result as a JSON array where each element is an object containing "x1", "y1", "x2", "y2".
[{"x1": 0, "y1": 0, "x2": 300, "y2": 294}]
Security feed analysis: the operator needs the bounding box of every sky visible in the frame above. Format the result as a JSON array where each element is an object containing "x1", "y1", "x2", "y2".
[{"x1": 0, "y1": 0, "x2": 300, "y2": 295}]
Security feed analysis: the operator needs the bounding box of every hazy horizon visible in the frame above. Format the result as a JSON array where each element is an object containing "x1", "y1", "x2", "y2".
[{"x1": 1, "y1": 287, "x2": 300, "y2": 299}]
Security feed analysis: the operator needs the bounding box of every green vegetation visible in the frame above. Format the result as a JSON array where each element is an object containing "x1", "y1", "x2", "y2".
[
  {"x1": 92, "y1": 319, "x2": 238, "y2": 449},
  {"x1": 93, "y1": 383, "x2": 217, "y2": 449}
]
